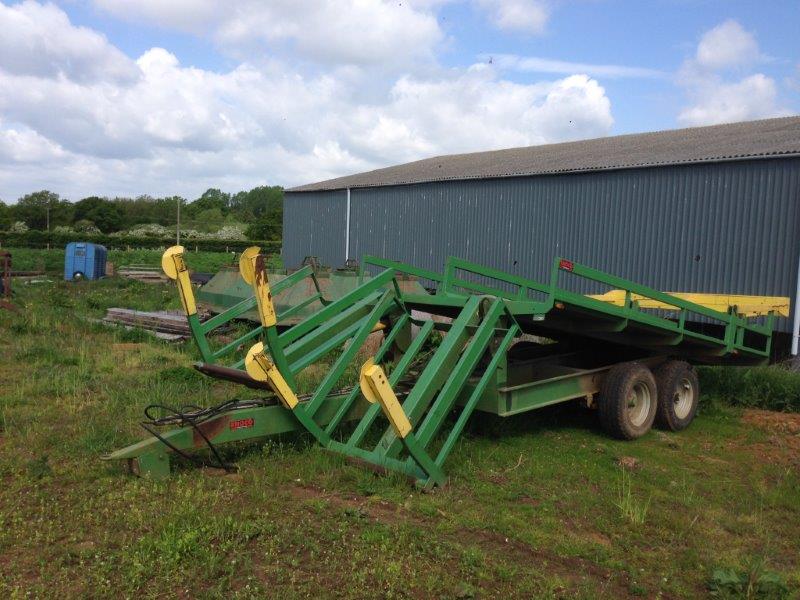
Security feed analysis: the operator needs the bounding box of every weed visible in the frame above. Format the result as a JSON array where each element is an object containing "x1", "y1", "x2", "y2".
[
  {"x1": 709, "y1": 557, "x2": 789, "y2": 599},
  {"x1": 49, "y1": 287, "x2": 75, "y2": 308},
  {"x1": 615, "y1": 468, "x2": 651, "y2": 525},
  {"x1": 26, "y1": 455, "x2": 52, "y2": 480}
]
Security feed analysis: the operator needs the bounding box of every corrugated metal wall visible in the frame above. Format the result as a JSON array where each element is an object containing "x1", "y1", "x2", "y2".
[
  {"x1": 282, "y1": 190, "x2": 348, "y2": 268},
  {"x1": 284, "y1": 158, "x2": 800, "y2": 332}
]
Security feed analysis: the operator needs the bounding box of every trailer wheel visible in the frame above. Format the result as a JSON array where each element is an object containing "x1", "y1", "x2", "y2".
[
  {"x1": 653, "y1": 361, "x2": 699, "y2": 431},
  {"x1": 598, "y1": 362, "x2": 657, "y2": 440}
]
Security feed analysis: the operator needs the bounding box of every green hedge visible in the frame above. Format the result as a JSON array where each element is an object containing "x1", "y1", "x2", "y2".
[
  {"x1": 0, "y1": 230, "x2": 280, "y2": 253},
  {"x1": 698, "y1": 365, "x2": 800, "y2": 412}
]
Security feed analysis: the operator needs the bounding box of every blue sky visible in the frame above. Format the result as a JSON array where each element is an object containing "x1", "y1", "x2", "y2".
[{"x1": 0, "y1": 0, "x2": 797, "y2": 201}]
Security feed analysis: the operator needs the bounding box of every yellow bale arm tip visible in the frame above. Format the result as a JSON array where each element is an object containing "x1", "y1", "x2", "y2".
[
  {"x1": 239, "y1": 246, "x2": 261, "y2": 285},
  {"x1": 244, "y1": 342, "x2": 299, "y2": 409},
  {"x1": 245, "y1": 342, "x2": 270, "y2": 382},
  {"x1": 161, "y1": 245, "x2": 185, "y2": 280}
]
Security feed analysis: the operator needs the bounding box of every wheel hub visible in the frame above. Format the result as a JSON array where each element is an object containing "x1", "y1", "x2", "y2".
[
  {"x1": 627, "y1": 382, "x2": 652, "y2": 427},
  {"x1": 672, "y1": 378, "x2": 694, "y2": 419}
]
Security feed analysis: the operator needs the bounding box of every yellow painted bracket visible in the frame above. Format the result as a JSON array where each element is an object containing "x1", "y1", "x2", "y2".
[
  {"x1": 359, "y1": 359, "x2": 412, "y2": 439},
  {"x1": 590, "y1": 290, "x2": 790, "y2": 318},
  {"x1": 162, "y1": 246, "x2": 197, "y2": 316},
  {"x1": 245, "y1": 342, "x2": 299, "y2": 409},
  {"x1": 239, "y1": 246, "x2": 277, "y2": 328}
]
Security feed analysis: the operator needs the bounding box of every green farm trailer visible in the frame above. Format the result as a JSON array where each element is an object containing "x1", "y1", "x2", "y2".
[{"x1": 104, "y1": 246, "x2": 789, "y2": 488}]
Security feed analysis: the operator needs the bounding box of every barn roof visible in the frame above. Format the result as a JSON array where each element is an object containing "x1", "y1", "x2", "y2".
[{"x1": 288, "y1": 115, "x2": 800, "y2": 192}]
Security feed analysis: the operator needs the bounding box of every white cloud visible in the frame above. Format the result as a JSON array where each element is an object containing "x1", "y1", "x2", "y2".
[
  {"x1": 93, "y1": 0, "x2": 444, "y2": 69},
  {"x1": 695, "y1": 19, "x2": 761, "y2": 71},
  {"x1": 679, "y1": 74, "x2": 791, "y2": 126},
  {"x1": 0, "y1": 1, "x2": 616, "y2": 200},
  {"x1": 0, "y1": 1, "x2": 138, "y2": 84},
  {"x1": 387, "y1": 69, "x2": 611, "y2": 152},
  {"x1": 0, "y1": 122, "x2": 66, "y2": 163},
  {"x1": 678, "y1": 20, "x2": 791, "y2": 126},
  {"x1": 476, "y1": 0, "x2": 550, "y2": 34},
  {"x1": 488, "y1": 54, "x2": 664, "y2": 79}
]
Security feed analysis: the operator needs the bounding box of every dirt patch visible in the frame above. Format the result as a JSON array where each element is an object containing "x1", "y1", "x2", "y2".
[
  {"x1": 481, "y1": 472, "x2": 509, "y2": 485},
  {"x1": 743, "y1": 409, "x2": 800, "y2": 435},
  {"x1": 518, "y1": 495, "x2": 541, "y2": 507},
  {"x1": 585, "y1": 531, "x2": 612, "y2": 548},
  {"x1": 738, "y1": 409, "x2": 800, "y2": 469},
  {"x1": 616, "y1": 456, "x2": 641, "y2": 471}
]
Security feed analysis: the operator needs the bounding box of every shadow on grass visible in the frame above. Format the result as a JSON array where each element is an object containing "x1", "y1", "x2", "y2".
[{"x1": 466, "y1": 401, "x2": 601, "y2": 441}]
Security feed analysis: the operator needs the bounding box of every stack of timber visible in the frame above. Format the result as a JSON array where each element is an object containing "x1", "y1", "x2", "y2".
[
  {"x1": 117, "y1": 265, "x2": 167, "y2": 283},
  {"x1": 118, "y1": 265, "x2": 213, "y2": 285},
  {"x1": 103, "y1": 308, "x2": 196, "y2": 340}
]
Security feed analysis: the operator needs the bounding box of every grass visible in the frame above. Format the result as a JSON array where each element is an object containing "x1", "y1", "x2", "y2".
[
  {"x1": 0, "y1": 251, "x2": 799, "y2": 597},
  {"x1": 615, "y1": 468, "x2": 651, "y2": 525}
]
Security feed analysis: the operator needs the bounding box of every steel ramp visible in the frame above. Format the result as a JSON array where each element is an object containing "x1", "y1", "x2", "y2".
[{"x1": 246, "y1": 292, "x2": 520, "y2": 488}]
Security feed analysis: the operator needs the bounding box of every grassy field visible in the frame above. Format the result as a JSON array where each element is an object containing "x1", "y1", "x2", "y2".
[{"x1": 0, "y1": 256, "x2": 798, "y2": 598}]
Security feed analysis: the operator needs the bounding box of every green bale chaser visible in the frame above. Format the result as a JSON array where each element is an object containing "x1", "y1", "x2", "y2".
[{"x1": 104, "y1": 246, "x2": 789, "y2": 488}]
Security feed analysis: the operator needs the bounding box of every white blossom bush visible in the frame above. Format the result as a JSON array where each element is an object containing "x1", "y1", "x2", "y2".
[
  {"x1": 210, "y1": 224, "x2": 247, "y2": 240},
  {"x1": 99, "y1": 222, "x2": 249, "y2": 241},
  {"x1": 73, "y1": 222, "x2": 101, "y2": 234},
  {"x1": 125, "y1": 223, "x2": 173, "y2": 237},
  {"x1": 10, "y1": 221, "x2": 29, "y2": 233}
]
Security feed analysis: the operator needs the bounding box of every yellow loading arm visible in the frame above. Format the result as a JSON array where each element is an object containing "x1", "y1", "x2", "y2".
[
  {"x1": 359, "y1": 359, "x2": 412, "y2": 438},
  {"x1": 245, "y1": 342, "x2": 299, "y2": 409},
  {"x1": 239, "y1": 246, "x2": 277, "y2": 328},
  {"x1": 590, "y1": 290, "x2": 790, "y2": 318},
  {"x1": 162, "y1": 245, "x2": 197, "y2": 316}
]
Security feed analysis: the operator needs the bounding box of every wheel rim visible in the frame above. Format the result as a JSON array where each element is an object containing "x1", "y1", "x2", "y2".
[
  {"x1": 673, "y1": 377, "x2": 694, "y2": 419},
  {"x1": 626, "y1": 382, "x2": 652, "y2": 427}
]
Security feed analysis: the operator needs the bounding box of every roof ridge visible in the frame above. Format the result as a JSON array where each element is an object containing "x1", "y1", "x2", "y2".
[{"x1": 288, "y1": 115, "x2": 800, "y2": 193}]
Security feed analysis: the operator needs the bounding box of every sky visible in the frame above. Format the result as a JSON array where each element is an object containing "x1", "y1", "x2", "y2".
[{"x1": 0, "y1": 0, "x2": 798, "y2": 202}]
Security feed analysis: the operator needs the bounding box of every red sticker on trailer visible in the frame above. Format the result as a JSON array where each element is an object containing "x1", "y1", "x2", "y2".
[
  {"x1": 559, "y1": 259, "x2": 574, "y2": 272},
  {"x1": 230, "y1": 418, "x2": 254, "y2": 431}
]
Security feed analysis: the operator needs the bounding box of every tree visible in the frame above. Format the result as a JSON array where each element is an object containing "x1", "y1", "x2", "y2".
[
  {"x1": 74, "y1": 196, "x2": 124, "y2": 233},
  {"x1": 0, "y1": 200, "x2": 11, "y2": 230},
  {"x1": 245, "y1": 210, "x2": 281, "y2": 240},
  {"x1": 193, "y1": 208, "x2": 225, "y2": 232},
  {"x1": 13, "y1": 190, "x2": 73, "y2": 230},
  {"x1": 187, "y1": 188, "x2": 230, "y2": 217},
  {"x1": 230, "y1": 185, "x2": 283, "y2": 219}
]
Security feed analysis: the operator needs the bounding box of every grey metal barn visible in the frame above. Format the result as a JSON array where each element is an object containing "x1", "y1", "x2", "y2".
[{"x1": 283, "y1": 116, "x2": 800, "y2": 350}]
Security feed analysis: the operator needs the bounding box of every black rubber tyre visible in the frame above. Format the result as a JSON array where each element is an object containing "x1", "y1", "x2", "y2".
[
  {"x1": 598, "y1": 362, "x2": 658, "y2": 440},
  {"x1": 653, "y1": 360, "x2": 699, "y2": 431}
]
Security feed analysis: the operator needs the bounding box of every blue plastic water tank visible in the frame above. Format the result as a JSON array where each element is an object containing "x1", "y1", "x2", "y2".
[{"x1": 64, "y1": 242, "x2": 107, "y2": 281}]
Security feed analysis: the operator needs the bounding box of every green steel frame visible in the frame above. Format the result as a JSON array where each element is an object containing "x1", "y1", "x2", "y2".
[{"x1": 104, "y1": 250, "x2": 783, "y2": 485}]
